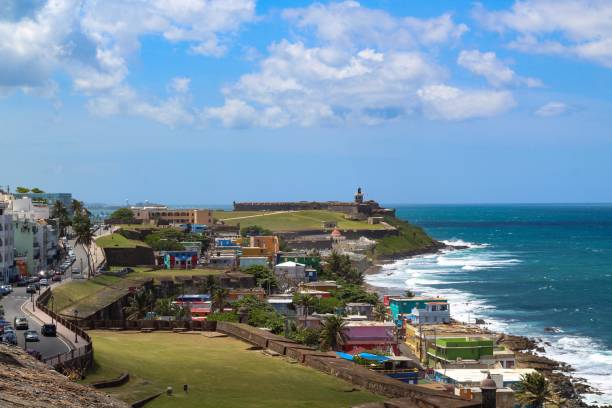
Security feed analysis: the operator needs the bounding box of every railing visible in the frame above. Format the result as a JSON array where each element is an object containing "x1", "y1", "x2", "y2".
[{"x1": 36, "y1": 288, "x2": 93, "y2": 369}]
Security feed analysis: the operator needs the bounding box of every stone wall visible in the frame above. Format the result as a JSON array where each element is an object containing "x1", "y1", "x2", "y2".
[{"x1": 103, "y1": 246, "x2": 155, "y2": 266}]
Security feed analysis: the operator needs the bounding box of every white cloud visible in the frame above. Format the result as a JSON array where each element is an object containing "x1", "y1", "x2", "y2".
[
  {"x1": 457, "y1": 49, "x2": 542, "y2": 88},
  {"x1": 169, "y1": 77, "x2": 191, "y2": 93},
  {"x1": 207, "y1": 2, "x2": 496, "y2": 128},
  {"x1": 0, "y1": 0, "x2": 255, "y2": 124},
  {"x1": 535, "y1": 101, "x2": 569, "y2": 117},
  {"x1": 474, "y1": 0, "x2": 612, "y2": 68},
  {"x1": 417, "y1": 84, "x2": 515, "y2": 121}
]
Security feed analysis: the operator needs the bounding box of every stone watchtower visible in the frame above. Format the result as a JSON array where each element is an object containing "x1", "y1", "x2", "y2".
[{"x1": 354, "y1": 187, "x2": 364, "y2": 204}]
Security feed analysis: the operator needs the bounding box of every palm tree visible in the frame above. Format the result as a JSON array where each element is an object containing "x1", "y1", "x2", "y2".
[
  {"x1": 199, "y1": 275, "x2": 218, "y2": 296},
  {"x1": 71, "y1": 199, "x2": 84, "y2": 216},
  {"x1": 515, "y1": 372, "x2": 556, "y2": 408},
  {"x1": 404, "y1": 289, "x2": 416, "y2": 298},
  {"x1": 373, "y1": 303, "x2": 388, "y2": 322},
  {"x1": 51, "y1": 200, "x2": 70, "y2": 237},
  {"x1": 73, "y1": 213, "x2": 95, "y2": 278},
  {"x1": 293, "y1": 293, "x2": 317, "y2": 316},
  {"x1": 154, "y1": 298, "x2": 174, "y2": 316},
  {"x1": 319, "y1": 315, "x2": 347, "y2": 351},
  {"x1": 212, "y1": 288, "x2": 229, "y2": 313},
  {"x1": 124, "y1": 290, "x2": 153, "y2": 320}
]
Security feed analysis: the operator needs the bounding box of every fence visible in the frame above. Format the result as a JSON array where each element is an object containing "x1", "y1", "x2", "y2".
[
  {"x1": 37, "y1": 288, "x2": 93, "y2": 370},
  {"x1": 85, "y1": 319, "x2": 217, "y2": 331}
]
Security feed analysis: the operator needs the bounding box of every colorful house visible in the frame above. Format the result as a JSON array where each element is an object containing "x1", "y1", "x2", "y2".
[
  {"x1": 249, "y1": 236, "x2": 279, "y2": 256},
  {"x1": 389, "y1": 297, "x2": 447, "y2": 327},
  {"x1": 428, "y1": 337, "x2": 494, "y2": 364},
  {"x1": 278, "y1": 252, "x2": 321, "y2": 270},
  {"x1": 408, "y1": 301, "x2": 451, "y2": 325},
  {"x1": 162, "y1": 251, "x2": 198, "y2": 269},
  {"x1": 239, "y1": 256, "x2": 268, "y2": 268},
  {"x1": 342, "y1": 321, "x2": 398, "y2": 354}
]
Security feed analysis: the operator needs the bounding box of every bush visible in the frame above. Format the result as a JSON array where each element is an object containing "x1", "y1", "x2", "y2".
[
  {"x1": 207, "y1": 312, "x2": 239, "y2": 322},
  {"x1": 292, "y1": 328, "x2": 321, "y2": 347}
]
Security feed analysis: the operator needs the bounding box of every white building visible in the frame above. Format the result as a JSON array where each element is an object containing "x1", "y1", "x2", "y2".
[
  {"x1": 10, "y1": 197, "x2": 50, "y2": 220},
  {"x1": 410, "y1": 301, "x2": 451, "y2": 325},
  {"x1": 0, "y1": 202, "x2": 15, "y2": 283},
  {"x1": 274, "y1": 261, "x2": 307, "y2": 289}
]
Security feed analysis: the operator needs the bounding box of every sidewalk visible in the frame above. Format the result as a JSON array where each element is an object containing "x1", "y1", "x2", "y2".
[{"x1": 21, "y1": 295, "x2": 86, "y2": 350}]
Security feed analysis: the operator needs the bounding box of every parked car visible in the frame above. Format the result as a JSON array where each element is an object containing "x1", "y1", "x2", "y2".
[
  {"x1": 27, "y1": 276, "x2": 40, "y2": 284},
  {"x1": 15, "y1": 279, "x2": 28, "y2": 287},
  {"x1": 26, "y1": 285, "x2": 37, "y2": 294},
  {"x1": 54, "y1": 271, "x2": 62, "y2": 276},
  {"x1": 2, "y1": 332, "x2": 17, "y2": 345},
  {"x1": 0, "y1": 285, "x2": 12, "y2": 294},
  {"x1": 25, "y1": 330, "x2": 39, "y2": 342},
  {"x1": 14, "y1": 317, "x2": 28, "y2": 330},
  {"x1": 51, "y1": 275, "x2": 62, "y2": 282},
  {"x1": 41, "y1": 324, "x2": 57, "y2": 337},
  {"x1": 39, "y1": 279, "x2": 49, "y2": 287}
]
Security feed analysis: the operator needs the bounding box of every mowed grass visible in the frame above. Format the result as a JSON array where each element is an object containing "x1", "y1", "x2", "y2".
[
  {"x1": 85, "y1": 331, "x2": 383, "y2": 408},
  {"x1": 96, "y1": 233, "x2": 150, "y2": 249},
  {"x1": 52, "y1": 268, "x2": 222, "y2": 317},
  {"x1": 213, "y1": 210, "x2": 387, "y2": 232}
]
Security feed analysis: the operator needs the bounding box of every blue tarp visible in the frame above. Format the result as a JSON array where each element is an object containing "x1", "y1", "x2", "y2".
[
  {"x1": 335, "y1": 352, "x2": 354, "y2": 361},
  {"x1": 359, "y1": 353, "x2": 391, "y2": 362}
]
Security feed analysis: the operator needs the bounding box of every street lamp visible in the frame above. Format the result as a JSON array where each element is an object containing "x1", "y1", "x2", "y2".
[
  {"x1": 23, "y1": 332, "x2": 28, "y2": 350},
  {"x1": 49, "y1": 295, "x2": 55, "y2": 325},
  {"x1": 31, "y1": 291, "x2": 35, "y2": 312},
  {"x1": 74, "y1": 309, "x2": 79, "y2": 344}
]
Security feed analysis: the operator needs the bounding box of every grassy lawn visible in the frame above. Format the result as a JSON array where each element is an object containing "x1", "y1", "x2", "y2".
[
  {"x1": 52, "y1": 268, "x2": 223, "y2": 317},
  {"x1": 372, "y1": 217, "x2": 435, "y2": 258},
  {"x1": 85, "y1": 331, "x2": 383, "y2": 408},
  {"x1": 213, "y1": 210, "x2": 387, "y2": 232},
  {"x1": 96, "y1": 233, "x2": 150, "y2": 249}
]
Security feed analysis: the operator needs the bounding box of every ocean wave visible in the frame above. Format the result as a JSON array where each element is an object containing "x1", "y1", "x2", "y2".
[{"x1": 441, "y1": 239, "x2": 490, "y2": 249}]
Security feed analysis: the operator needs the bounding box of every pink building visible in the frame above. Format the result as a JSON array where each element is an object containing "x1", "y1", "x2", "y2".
[{"x1": 342, "y1": 321, "x2": 398, "y2": 354}]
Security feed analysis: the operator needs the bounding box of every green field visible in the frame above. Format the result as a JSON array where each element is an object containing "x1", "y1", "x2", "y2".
[
  {"x1": 52, "y1": 268, "x2": 222, "y2": 317},
  {"x1": 85, "y1": 331, "x2": 382, "y2": 408},
  {"x1": 213, "y1": 210, "x2": 387, "y2": 232},
  {"x1": 372, "y1": 217, "x2": 436, "y2": 258},
  {"x1": 96, "y1": 233, "x2": 150, "y2": 249}
]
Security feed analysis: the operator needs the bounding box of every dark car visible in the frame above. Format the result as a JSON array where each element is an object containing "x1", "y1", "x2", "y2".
[
  {"x1": 41, "y1": 324, "x2": 57, "y2": 337},
  {"x1": 25, "y1": 285, "x2": 37, "y2": 294},
  {"x1": 51, "y1": 275, "x2": 62, "y2": 282},
  {"x1": 15, "y1": 279, "x2": 28, "y2": 287}
]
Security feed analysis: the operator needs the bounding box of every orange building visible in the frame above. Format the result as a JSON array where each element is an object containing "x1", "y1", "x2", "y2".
[
  {"x1": 132, "y1": 206, "x2": 213, "y2": 225},
  {"x1": 248, "y1": 236, "x2": 279, "y2": 257}
]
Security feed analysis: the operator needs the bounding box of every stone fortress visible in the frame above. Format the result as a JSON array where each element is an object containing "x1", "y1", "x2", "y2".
[{"x1": 233, "y1": 187, "x2": 395, "y2": 220}]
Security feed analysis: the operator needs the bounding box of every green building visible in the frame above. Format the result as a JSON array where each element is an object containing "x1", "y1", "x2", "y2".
[
  {"x1": 278, "y1": 253, "x2": 321, "y2": 270},
  {"x1": 428, "y1": 337, "x2": 494, "y2": 363}
]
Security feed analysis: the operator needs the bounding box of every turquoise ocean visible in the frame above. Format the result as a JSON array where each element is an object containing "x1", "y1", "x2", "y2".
[{"x1": 365, "y1": 204, "x2": 612, "y2": 406}]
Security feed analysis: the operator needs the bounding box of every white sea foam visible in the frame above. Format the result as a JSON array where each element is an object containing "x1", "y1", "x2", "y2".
[{"x1": 365, "y1": 243, "x2": 612, "y2": 406}]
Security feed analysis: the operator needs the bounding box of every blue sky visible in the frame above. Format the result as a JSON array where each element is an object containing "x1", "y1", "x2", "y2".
[{"x1": 1, "y1": 0, "x2": 612, "y2": 204}]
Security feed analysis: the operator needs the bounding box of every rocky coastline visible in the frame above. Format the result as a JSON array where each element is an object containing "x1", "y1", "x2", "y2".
[{"x1": 364, "y1": 241, "x2": 603, "y2": 408}]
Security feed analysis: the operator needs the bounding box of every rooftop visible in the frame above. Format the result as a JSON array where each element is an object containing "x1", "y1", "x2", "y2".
[{"x1": 435, "y1": 368, "x2": 536, "y2": 384}]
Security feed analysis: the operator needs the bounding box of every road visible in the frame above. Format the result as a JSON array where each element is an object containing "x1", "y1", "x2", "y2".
[{"x1": 2, "y1": 284, "x2": 71, "y2": 358}]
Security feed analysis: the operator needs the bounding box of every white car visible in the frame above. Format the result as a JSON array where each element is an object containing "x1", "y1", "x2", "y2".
[{"x1": 39, "y1": 279, "x2": 49, "y2": 287}]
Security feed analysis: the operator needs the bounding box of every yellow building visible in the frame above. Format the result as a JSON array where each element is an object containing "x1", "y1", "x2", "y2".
[{"x1": 132, "y1": 206, "x2": 213, "y2": 225}]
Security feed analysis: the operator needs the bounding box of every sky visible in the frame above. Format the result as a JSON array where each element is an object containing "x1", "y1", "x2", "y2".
[{"x1": 1, "y1": 0, "x2": 612, "y2": 205}]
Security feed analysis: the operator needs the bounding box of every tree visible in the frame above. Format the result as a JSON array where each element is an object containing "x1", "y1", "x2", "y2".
[
  {"x1": 73, "y1": 212, "x2": 95, "y2": 278},
  {"x1": 515, "y1": 372, "x2": 555, "y2": 408},
  {"x1": 124, "y1": 290, "x2": 153, "y2": 320},
  {"x1": 323, "y1": 251, "x2": 363, "y2": 284},
  {"x1": 30, "y1": 187, "x2": 44, "y2": 193},
  {"x1": 199, "y1": 274, "x2": 218, "y2": 296},
  {"x1": 241, "y1": 225, "x2": 273, "y2": 237},
  {"x1": 15, "y1": 186, "x2": 30, "y2": 193},
  {"x1": 242, "y1": 265, "x2": 278, "y2": 293},
  {"x1": 373, "y1": 303, "x2": 388, "y2": 322},
  {"x1": 319, "y1": 315, "x2": 347, "y2": 351},
  {"x1": 154, "y1": 298, "x2": 174, "y2": 316},
  {"x1": 293, "y1": 293, "x2": 318, "y2": 316},
  {"x1": 404, "y1": 290, "x2": 416, "y2": 298},
  {"x1": 71, "y1": 199, "x2": 84, "y2": 216},
  {"x1": 110, "y1": 207, "x2": 136, "y2": 223},
  {"x1": 51, "y1": 200, "x2": 70, "y2": 237},
  {"x1": 212, "y1": 288, "x2": 229, "y2": 313}
]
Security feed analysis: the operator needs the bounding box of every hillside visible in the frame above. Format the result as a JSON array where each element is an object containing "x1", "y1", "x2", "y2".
[
  {"x1": 0, "y1": 343, "x2": 127, "y2": 408},
  {"x1": 371, "y1": 216, "x2": 442, "y2": 260},
  {"x1": 213, "y1": 209, "x2": 387, "y2": 231}
]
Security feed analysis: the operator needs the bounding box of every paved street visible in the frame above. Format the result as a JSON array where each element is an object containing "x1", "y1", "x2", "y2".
[{"x1": 2, "y1": 284, "x2": 71, "y2": 358}]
